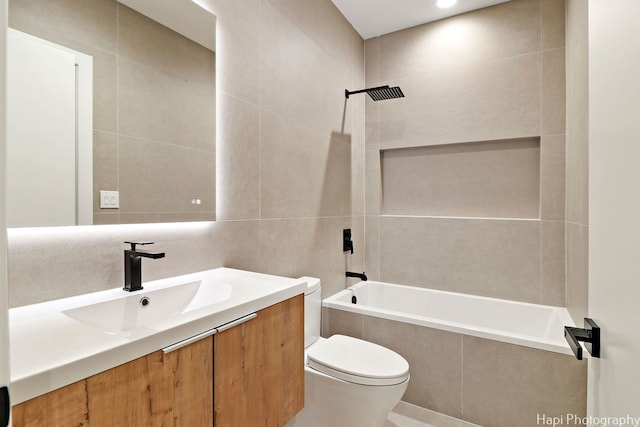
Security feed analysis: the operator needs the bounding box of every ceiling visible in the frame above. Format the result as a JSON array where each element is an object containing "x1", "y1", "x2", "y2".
[{"x1": 331, "y1": 0, "x2": 510, "y2": 39}]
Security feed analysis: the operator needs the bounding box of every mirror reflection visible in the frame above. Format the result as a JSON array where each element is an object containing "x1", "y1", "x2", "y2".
[{"x1": 7, "y1": 0, "x2": 216, "y2": 227}]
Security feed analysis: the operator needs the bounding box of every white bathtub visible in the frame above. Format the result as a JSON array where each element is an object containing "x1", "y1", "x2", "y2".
[{"x1": 323, "y1": 281, "x2": 576, "y2": 355}]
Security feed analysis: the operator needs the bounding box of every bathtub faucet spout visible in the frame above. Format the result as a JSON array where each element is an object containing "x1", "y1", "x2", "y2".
[{"x1": 346, "y1": 271, "x2": 368, "y2": 281}]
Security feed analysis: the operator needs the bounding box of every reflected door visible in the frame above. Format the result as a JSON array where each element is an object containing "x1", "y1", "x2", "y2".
[{"x1": 7, "y1": 30, "x2": 77, "y2": 227}]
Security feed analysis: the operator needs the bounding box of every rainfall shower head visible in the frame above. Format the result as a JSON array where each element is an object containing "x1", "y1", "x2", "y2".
[{"x1": 345, "y1": 85, "x2": 404, "y2": 101}]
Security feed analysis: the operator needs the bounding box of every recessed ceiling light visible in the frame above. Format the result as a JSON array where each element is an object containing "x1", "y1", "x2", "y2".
[{"x1": 437, "y1": 0, "x2": 457, "y2": 8}]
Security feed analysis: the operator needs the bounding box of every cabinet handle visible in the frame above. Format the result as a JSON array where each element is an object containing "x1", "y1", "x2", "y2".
[
  {"x1": 215, "y1": 313, "x2": 257, "y2": 333},
  {"x1": 162, "y1": 313, "x2": 257, "y2": 354}
]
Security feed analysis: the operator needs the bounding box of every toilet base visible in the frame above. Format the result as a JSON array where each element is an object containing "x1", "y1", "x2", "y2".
[{"x1": 285, "y1": 366, "x2": 409, "y2": 427}]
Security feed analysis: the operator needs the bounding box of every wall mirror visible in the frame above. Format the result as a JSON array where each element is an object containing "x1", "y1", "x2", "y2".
[{"x1": 6, "y1": 0, "x2": 216, "y2": 227}]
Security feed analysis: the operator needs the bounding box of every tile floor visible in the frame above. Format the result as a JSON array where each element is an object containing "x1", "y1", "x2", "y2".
[{"x1": 387, "y1": 402, "x2": 482, "y2": 427}]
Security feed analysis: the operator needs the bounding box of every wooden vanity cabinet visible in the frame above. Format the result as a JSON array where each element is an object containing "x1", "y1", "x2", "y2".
[
  {"x1": 11, "y1": 295, "x2": 304, "y2": 427},
  {"x1": 11, "y1": 335, "x2": 213, "y2": 426},
  {"x1": 214, "y1": 294, "x2": 304, "y2": 427}
]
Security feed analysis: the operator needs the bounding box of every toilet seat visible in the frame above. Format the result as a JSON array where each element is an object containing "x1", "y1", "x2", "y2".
[{"x1": 307, "y1": 335, "x2": 409, "y2": 386}]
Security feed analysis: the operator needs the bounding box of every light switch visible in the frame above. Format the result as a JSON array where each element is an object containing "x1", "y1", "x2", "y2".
[{"x1": 100, "y1": 190, "x2": 119, "y2": 209}]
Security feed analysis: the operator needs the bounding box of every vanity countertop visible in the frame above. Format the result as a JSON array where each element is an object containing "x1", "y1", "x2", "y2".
[{"x1": 9, "y1": 267, "x2": 307, "y2": 405}]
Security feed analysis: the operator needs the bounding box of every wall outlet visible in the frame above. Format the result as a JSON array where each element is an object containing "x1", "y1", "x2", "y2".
[{"x1": 100, "y1": 190, "x2": 119, "y2": 209}]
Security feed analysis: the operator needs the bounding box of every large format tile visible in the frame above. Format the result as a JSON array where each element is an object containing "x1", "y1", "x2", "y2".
[
  {"x1": 378, "y1": 0, "x2": 540, "y2": 82},
  {"x1": 364, "y1": 317, "x2": 463, "y2": 418},
  {"x1": 542, "y1": 48, "x2": 566, "y2": 135},
  {"x1": 364, "y1": 216, "x2": 381, "y2": 281},
  {"x1": 260, "y1": 112, "x2": 353, "y2": 219},
  {"x1": 351, "y1": 144, "x2": 366, "y2": 216},
  {"x1": 92, "y1": 131, "x2": 118, "y2": 213},
  {"x1": 117, "y1": 4, "x2": 215, "y2": 84},
  {"x1": 566, "y1": 223, "x2": 588, "y2": 324},
  {"x1": 566, "y1": 0, "x2": 589, "y2": 227},
  {"x1": 118, "y1": 58, "x2": 215, "y2": 152},
  {"x1": 566, "y1": 126, "x2": 589, "y2": 226},
  {"x1": 365, "y1": 96, "x2": 380, "y2": 149},
  {"x1": 259, "y1": 0, "x2": 353, "y2": 137},
  {"x1": 377, "y1": 53, "x2": 541, "y2": 149},
  {"x1": 381, "y1": 138, "x2": 540, "y2": 218},
  {"x1": 380, "y1": 217, "x2": 541, "y2": 303},
  {"x1": 323, "y1": 308, "x2": 364, "y2": 339},
  {"x1": 207, "y1": 0, "x2": 260, "y2": 104},
  {"x1": 216, "y1": 93, "x2": 260, "y2": 221},
  {"x1": 365, "y1": 38, "x2": 380, "y2": 87},
  {"x1": 93, "y1": 213, "x2": 118, "y2": 225},
  {"x1": 91, "y1": 47, "x2": 117, "y2": 133},
  {"x1": 541, "y1": 0, "x2": 566, "y2": 51},
  {"x1": 8, "y1": 0, "x2": 117, "y2": 54},
  {"x1": 462, "y1": 336, "x2": 587, "y2": 427},
  {"x1": 118, "y1": 135, "x2": 215, "y2": 217},
  {"x1": 541, "y1": 135, "x2": 566, "y2": 220},
  {"x1": 541, "y1": 221, "x2": 565, "y2": 306},
  {"x1": 259, "y1": 217, "x2": 364, "y2": 299},
  {"x1": 365, "y1": 149, "x2": 382, "y2": 215},
  {"x1": 267, "y1": 0, "x2": 363, "y2": 79}
]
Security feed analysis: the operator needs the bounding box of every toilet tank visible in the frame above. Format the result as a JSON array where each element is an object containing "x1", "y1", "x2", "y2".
[{"x1": 299, "y1": 277, "x2": 321, "y2": 348}]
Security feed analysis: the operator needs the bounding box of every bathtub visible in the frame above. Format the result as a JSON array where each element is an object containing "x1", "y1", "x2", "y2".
[{"x1": 323, "y1": 280, "x2": 576, "y2": 355}]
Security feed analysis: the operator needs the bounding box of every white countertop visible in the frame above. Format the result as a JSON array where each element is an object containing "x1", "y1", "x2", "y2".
[{"x1": 9, "y1": 267, "x2": 306, "y2": 405}]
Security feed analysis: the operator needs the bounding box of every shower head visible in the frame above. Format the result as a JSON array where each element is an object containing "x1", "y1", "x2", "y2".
[{"x1": 345, "y1": 85, "x2": 404, "y2": 101}]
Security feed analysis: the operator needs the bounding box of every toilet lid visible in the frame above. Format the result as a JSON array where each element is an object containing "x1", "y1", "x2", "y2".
[{"x1": 307, "y1": 335, "x2": 410, "y2": 386}]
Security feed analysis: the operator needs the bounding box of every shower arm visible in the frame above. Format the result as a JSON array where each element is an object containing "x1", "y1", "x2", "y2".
[{"x1": 345, "y1": 85, "x2": 390, "y2": 99}]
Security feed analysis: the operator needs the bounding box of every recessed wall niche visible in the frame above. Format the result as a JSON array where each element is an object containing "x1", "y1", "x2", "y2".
[{"x1": 381, "y1": 138, "x2": 541, "y2": 218}]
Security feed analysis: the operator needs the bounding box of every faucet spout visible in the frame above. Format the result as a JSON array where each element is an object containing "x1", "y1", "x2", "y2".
[
  {"x1": 124, "y1": 241, "x2": 165, "y2": 292},
  {"x1": 346, "y1": 271, "x2": 368, "y2": 281}
]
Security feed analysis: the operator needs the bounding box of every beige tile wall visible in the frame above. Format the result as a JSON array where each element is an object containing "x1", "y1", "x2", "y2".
[
  {"x1": 380, "y1": 216, "x2": 542, "y2": 302},
  {"x1": 9, "y1": 0, "x2": 216, "y2": 224},
  {"x1": 326, "y1": 308, "x2": 587, "y2": 427},
  {"x1": 381, "y1": 138, "x2": 541, "y2": 218},
  {"x1": 365, "y1": 0, "x2": 567, "y2": 305},
  {"x1": 7, "y1": 0, "x2": 365, "y2": 306},
  {"x1": 565, "y1": 0, "x2": 589, "y2": 323}
]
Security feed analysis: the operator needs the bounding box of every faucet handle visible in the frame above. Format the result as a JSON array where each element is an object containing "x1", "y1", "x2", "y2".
[{"x1": 125, "y1": 241, "x2": 154, "y2": 251}]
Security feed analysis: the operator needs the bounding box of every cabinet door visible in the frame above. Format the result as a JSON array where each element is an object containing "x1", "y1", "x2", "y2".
[
  {"x1": 164, "y1": 336, "x2": 214, "y2": 426},
  {"x1": 11, "y1": 381, "x2": 89, "y2": 427},
  {"x1": 12, "y1": 336, "x2": 213, "y2": 426},
  {"x1": 87, "y1": 336, "x2": 213, "y2": 425},
  {"x1": 214, "y1": 295, "x2": 304, "y2": 427}
]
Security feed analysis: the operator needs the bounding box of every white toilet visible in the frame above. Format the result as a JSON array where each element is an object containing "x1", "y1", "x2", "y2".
[{"x1": 286, "y1": 277, "x2": 410, "y2": 427}]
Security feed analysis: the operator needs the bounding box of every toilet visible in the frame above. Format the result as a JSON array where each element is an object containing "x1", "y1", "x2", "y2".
[{"x1": 286, "y1": 277, "x2": 410, "y2": 427}]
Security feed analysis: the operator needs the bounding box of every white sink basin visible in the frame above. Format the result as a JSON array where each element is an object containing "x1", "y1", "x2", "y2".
[
  {"x1": 63, "y1": 279, "x2": 241, "y2": 334},
  {"x1": 10, "y1": 267, "x2": 307, "y2": 406}
]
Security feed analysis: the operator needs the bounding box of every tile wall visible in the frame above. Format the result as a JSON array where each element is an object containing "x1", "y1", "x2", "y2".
[
  {"x1": 7, "y1": 0, "x2": 365, "y2": 306},
  {"x1": 326, "y1": 307, "x2": 587, "y2": 427},
  {"x1": 364, "y1": 0, "x2": 568, "y2": 305},
  {"x1": 9, "y1": 0, "x2": 217, "y2": 224}
]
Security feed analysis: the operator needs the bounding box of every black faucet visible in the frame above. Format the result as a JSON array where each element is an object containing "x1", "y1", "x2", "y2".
[
  {"x1": 124, "y1": 241, "x2": 165, "y2": 292},
  {"x1": 346, "y1": 271, "x2": 368, "y2": 281}
]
